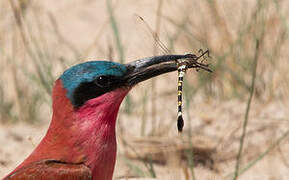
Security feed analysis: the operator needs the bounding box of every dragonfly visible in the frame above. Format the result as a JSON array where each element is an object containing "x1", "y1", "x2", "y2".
[{"x1": 136, "y1": 15, "x2": 211, "y2": 132}]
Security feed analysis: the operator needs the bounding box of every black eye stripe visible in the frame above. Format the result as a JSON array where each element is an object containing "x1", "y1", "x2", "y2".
[{"x1": 72, "y1": 75, "x2": 125, "y2": 108}]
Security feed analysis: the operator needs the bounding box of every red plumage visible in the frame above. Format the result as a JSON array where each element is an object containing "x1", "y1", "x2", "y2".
[
  {"x1": 5, "y1": 160, "x2": 91, "y2": 180},
  {"x1": 4, "y1": 79, "x2": 130, "y2": 180}
]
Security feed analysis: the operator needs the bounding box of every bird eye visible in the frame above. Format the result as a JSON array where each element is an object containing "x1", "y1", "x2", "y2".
[{"x1": 94, "y1": 76, "x2": 111, "y2": 87}]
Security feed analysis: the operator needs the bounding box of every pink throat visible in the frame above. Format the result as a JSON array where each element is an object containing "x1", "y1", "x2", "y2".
[{"x1": 74, "y1": 88, "x2": 130, "y2": 179}]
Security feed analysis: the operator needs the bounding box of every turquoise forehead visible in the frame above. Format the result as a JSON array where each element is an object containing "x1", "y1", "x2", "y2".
[{"x1": 60, "y1": 61, "x2": 127, "y2": 99}]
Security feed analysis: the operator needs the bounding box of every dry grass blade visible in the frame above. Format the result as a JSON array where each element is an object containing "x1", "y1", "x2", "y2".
[{"x1": 233, "y1": 39, "x2": 260, "y2": 180}]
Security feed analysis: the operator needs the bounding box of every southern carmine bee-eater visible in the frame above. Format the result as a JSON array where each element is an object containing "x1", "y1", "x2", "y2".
[{"x1": 3, "y1": 54, "x2": 210, "y2": 180}]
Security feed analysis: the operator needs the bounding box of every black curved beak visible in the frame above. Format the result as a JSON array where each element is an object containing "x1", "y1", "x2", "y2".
[{"x1": 124, "y1": 52, "x2": 211, "y2": 86}]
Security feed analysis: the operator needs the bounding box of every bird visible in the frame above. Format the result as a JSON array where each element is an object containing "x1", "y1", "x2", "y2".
[{"x1": 3, "y1": 54, "x2": 210, "y2": 180}]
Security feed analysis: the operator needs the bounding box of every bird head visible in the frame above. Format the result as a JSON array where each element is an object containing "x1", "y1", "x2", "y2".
[
  {"x1": 59, "y1": 61, "x2": 129, "y2": 109},
  {"x1": 54, "y1": 54, "x2": 202, "y2": 111}
]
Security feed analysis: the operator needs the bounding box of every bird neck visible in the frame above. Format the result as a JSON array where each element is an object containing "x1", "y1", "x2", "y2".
[{"x1": 15, "y1": 80, "x2": 130, "y2": 179}]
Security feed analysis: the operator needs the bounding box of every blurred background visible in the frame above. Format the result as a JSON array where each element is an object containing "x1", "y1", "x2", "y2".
[{"x1": 0, "y1": 0, "x2": 288, "y2": 179}]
